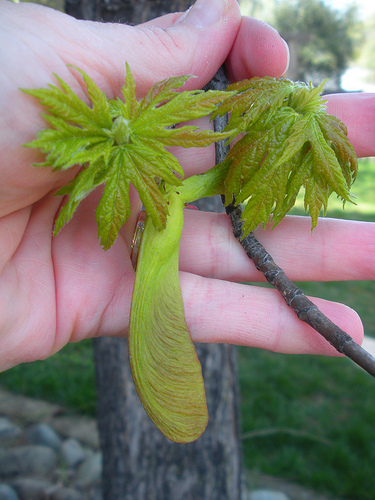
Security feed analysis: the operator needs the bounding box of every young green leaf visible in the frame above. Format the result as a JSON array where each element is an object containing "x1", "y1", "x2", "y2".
[
  {"x1": 215, "y1": 77, "x2": 358, "y2": 235},
  {"x1": 23, "y1": 64, "x2": 231, "y2": 249}
]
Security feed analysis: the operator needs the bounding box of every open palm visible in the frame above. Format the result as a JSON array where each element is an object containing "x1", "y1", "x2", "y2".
[{"x1": 1, "y1": 0, "x2": 374, "y2": 371}]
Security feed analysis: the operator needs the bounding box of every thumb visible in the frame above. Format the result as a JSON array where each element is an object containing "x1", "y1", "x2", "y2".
[
  {"x1": 4, "y1": 0, "x2": 240, "y2": 97},
  {"x1": 80, "y1": 0, "x2": 242, "y2": 95}
]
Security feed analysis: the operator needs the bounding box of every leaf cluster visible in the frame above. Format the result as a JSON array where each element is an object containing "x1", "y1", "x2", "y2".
[
  {"x1": 23, "y1": 64, "x2": 229, "y2": 249},
  {"x1": 214, "y1": 76, "x2": 358, "y2": 236}
]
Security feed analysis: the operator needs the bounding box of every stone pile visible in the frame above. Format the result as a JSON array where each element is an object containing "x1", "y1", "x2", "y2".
[
  {"x1": 0, "y1": 412, "x2": 293, "y2": 500},
  {"x1": 0, "y1": 388, "x2": 338, "y2": 500},
  {"x1": 0, "y1": 418, "x2": 101, "y2": 500}
]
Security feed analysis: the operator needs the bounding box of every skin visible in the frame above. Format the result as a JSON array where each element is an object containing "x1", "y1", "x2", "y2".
[{"x1": 0, "y1": 0, "x2": 374, "y2": 371}]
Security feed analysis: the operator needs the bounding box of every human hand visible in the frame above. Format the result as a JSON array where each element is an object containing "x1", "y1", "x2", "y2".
[{"x1": 0, "y1": 0, "x2": 373, "y2": 372}]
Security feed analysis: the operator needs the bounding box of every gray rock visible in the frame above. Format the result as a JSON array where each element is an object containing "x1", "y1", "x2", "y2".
[
  {"x1": 0, "y1": 417, "x2": 18, "y2": 435},
  {"x1": 0, "y1": 445, "x2": 57, "y2": 478},
  {"x1": 0, "y1": 484, "x2": 19, "y2": 500},
  {"x1": 50, "y1": 487, "x2": 85, "y2": 500},
  {"x1": 26, "y1": 423, "x2": 62, "y2": 451},
  {"x1": 10, "y1": 478, "x2": 53, "y2": 500},
  {"x1": 0, "y1": 388, "x2": 63, "y2": 425},
  {"x1": 0, "y1": 448, "x2": 23, "y2": 477},
  {"x1": 249, "y1": 490, "x2": 291, "y2": 500},
  {"x1": 51, "y1": 416, "x2": 99, "y2": 449},
  {"x1": 75, "y1": 452, "x2": 102, "y2": 487},
  {"x1": 61, "y1": 438, "x2": 86, "y2": 468},
  {"x1": 0, "y1": 418, "x2": 22, "y2": 445}
]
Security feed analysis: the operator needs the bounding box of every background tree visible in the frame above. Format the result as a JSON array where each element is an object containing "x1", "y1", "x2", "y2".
[
  {"x1": 63, "y1": 0, "x2": 243, "y2": 498},
  {"x1": 357, "y1": 13, "x2": 375, "y2": 86},
  {"x1": 271, "y1": 0, "x2": 359, "y2": 91},
  {"x1": 238, "y1": 0, "x2": 276, "y2": 19}
]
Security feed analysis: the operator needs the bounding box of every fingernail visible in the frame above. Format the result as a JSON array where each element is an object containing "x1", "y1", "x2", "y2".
[{"x1": 177, "y1": 0, "x2": 227, "y2": 28}]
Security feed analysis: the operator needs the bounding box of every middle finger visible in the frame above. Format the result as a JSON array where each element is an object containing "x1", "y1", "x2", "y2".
[{"x1": 179, "y1": 210, "x2": 375, "y2": 283}]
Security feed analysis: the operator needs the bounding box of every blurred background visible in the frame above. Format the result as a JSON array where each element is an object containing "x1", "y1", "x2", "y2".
[{"x1": 2, "y1": 1, "x2": 375, "y2": 498}]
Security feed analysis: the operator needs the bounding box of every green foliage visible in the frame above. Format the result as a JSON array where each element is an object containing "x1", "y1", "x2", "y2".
[
  {"x1": 23, "y1": 68, "x2": 358, "y2": 245},
  {"x1": 357, "y1": 13, "x2": 375, "y2": 85},
  {"x1": 23, "y1": 64, "x2": 228, "y2": 249},
  {"x1": 214, "y1": 76, "x2": 357, "y2": 237}
]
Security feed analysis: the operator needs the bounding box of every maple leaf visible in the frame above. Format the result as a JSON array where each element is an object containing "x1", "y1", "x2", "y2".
[
  {"x1": 214, "y1": 77, "x2": 358, "y2": 236},
  {"x1": 23, "y1": 64, "x2": 230, "y2": 249}
]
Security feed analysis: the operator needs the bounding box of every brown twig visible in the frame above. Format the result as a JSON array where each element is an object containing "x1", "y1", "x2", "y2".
[
  {"x1": 207, "y1": 66, "x2": 375, "y2": 378},
  {"x1": 225, "y1": 202, "x2": 375, "y2": 377}
]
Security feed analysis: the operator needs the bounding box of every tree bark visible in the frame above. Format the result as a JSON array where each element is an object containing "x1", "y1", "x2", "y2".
[
  {"x1": 63, "y1": 0, "x2": 243, "y2": 498},
  {"x1": 65, "y1": 0, "x2": 191, "y2": 23},
  {"x1": 94, "y1": 337, "x2": 241, "y2": 500}
]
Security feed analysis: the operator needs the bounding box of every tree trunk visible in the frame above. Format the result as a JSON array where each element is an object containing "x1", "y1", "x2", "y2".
[
  {"x1": 65, "y1": 0, "x2": 193, "y2": 23},
  {"x1": 64, "y1": 0, "x2": 243, "y2": 498},
  {"x1": 94, "y1": 337, "x2": 241, "y2": 499}
]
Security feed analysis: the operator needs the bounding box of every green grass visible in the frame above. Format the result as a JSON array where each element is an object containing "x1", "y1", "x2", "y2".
[
  {"x1": 239, "y1": 347, "x2": 375, "y2": 499},
  {"x1": 0, "y1": 340, "x2": 96, "y2": 415},
  {"x1": 289, "y1": 156, "x2": 375, "y2": 222},
  {"x1": 0, "y1": 157, "x2": 374, "y2": 499},
  {"x1": 239, "y1": 278, "x2": 375, "y2": 499}
]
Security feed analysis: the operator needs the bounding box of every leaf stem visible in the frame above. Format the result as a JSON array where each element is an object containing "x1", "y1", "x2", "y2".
[{"x1": 178, "y1": 162, "x2": 228, "y2": 204}]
